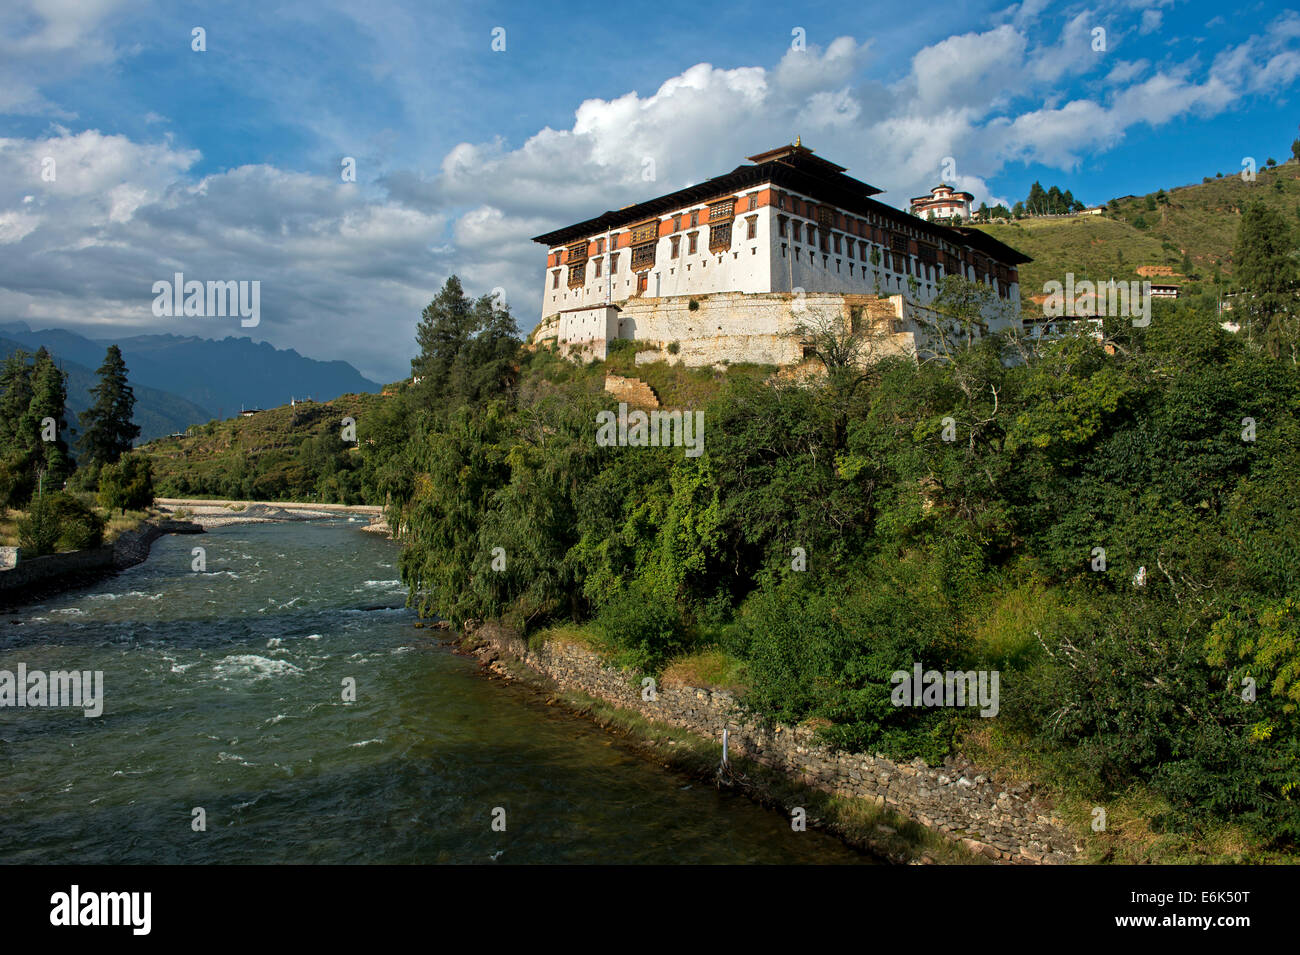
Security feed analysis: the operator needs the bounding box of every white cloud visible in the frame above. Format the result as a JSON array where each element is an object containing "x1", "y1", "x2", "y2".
[{"x1": 4, "y1": 9, "x2": 1300, "y2": 380}]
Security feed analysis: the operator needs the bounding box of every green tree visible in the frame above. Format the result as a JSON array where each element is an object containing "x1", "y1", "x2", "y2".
[
  {"x1": 78, "y1": 345, "x2": 140, "y2": 469},
  {"x1": 411, "y1": 276, "x2": 521, "y2": 408},
  {"x1": 1026, "y1": 181, "x2": 1047, "y2": 216},
  {"x1": 1234, "y1": 201, "x2": 1299, "y2": 359},
  {"x1": 98, "y1": 454, "x2": 153, "y2": 514},
  {"x1": 0, "y1": 349, "x2": 33, "y2": 453},
  {"x1": 25, "y1": 348, "x2": 74, "y2": 487}
]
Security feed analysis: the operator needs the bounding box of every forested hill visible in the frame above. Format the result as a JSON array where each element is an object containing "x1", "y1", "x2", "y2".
[
  {"x1": 968, "y1": 157, "x2": 1300, "y2": 299},
  {"x1": 138, "y1": 389, "x2": 394, "y2": 503}
]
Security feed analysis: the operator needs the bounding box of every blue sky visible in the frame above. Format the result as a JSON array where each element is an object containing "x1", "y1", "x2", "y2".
[{"x1": 1, "y1": 0, "x2": 1298, "y2": 383}]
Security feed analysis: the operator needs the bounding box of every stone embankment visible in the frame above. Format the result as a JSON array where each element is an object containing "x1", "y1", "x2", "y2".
[
  {"x1": 468, "y1": 620, "x2": 1077, "y2": 865},
  {"x1": 0, "y1": 519, "x2": 204, "y2": 601}
]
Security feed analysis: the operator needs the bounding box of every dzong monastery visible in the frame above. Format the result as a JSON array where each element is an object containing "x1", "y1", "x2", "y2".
[{"x1": 530, "y1": 141, "x2": 1031, "y2": 369}]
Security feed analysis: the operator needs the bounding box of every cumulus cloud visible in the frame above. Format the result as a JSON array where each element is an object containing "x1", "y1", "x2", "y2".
[{"x1": 3, "y1": 5, "x2": 1300, "y2": 382}]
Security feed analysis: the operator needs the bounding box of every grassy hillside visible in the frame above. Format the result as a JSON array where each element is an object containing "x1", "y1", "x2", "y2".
[
  {"x1": 138, "y1": 390, "x2": 394, "y2": 502},
  {"x1": 970, "y1": 158, "x2": 1300, "y2": 297}
]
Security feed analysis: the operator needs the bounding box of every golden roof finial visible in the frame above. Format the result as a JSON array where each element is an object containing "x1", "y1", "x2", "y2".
[{"x1": 794, "y1": 135, "x2": 801, "y2": 147}]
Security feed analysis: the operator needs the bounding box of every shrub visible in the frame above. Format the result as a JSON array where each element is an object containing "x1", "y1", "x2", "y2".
[
  {"x1": 17, "y1": 493, "x2": 60, "y2": 556},
  {"x1": 667, "y1": 341, "x2": 681, "y2": 355},
  {"x1": 98, "y1": 454, "x2": 154, "y2": 514},
  {"x1": 596, "y1": 583, "x2": 690, "y2": 672},
  {"x1": 688, "y1": 298, "x2": 699, "y2": 311},
  {"x1": 735, "y1": 568, "x2": 963, "y2": 763},
  {"x1": 15, "y1": 492, "x2": 102, "y2": 554},
  {"x1": 51, "y1": 494, "x2": 104, "y2": 550}
]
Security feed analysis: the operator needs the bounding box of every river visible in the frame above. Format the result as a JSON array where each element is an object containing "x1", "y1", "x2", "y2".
[{"x1": 0, "y1": 519, "x2": 870, "y2": 864}]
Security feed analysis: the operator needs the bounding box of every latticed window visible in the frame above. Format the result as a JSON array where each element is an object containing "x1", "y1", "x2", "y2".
[
  {"x1": 709, "y1": 221, "x2": 732, "y2": 252},
  {"x1": 747, "y1": 194, "x2": 757, "y2": 211},
  {"x1": 567, "y1": 241, "x2": 589, "y2": 263},
  {"x1": 629, "y1": 221, "x2": 659, "y2": 245},
  {"x1": 746, "y1": 216, "x2": 757, "y2": 240},
  {"x1": 816, "y1": 206, "x2": 833, "y2": 229},
  {"x1": 709, "y1": 199, "x2": 735, "y2": 222},
  {"x1": 890, "y1": 232, "x2": 908, "y2": 252},
  {"x1": 688, "y1": 232, "x2": 698, "y2": 254},
  {"x1": 671, "y1": 235, "x2": 681, "y2": 258},
  {"x1": 567, "y1": 262, "x2": 586, "y2": 287},
  {"x1": 631, "y1": 241, "x2": 656, "y2": 271}
]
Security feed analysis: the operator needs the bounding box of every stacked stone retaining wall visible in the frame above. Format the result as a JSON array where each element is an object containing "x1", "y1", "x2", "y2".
[{"x1": 471, "y1": 621, "x2": 1077, "y2": 864}]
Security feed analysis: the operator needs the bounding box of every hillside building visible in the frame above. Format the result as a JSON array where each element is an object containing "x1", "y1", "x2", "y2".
[
  {"x1": 908, "y1": 183, "x2": 975, "y2": 221},
  {"x1": 531, "y1": 142, "x2": 1030, "y2": 368}
]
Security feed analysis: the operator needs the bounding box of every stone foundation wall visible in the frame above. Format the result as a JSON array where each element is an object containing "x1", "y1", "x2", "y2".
[
  {"x1": 0, "y1": 546, "x2": 114, "y2": 593},
  {"x1": 472, "y1": 621, "x2": 1076, "y2": 865},
  {"x1": 0, "y1": 519, "x2": 204, "y2": 598}
]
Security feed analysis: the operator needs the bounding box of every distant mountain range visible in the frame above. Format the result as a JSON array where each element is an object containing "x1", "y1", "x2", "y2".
[{"x1": 0, "y1": 322, "x2": 380, "y2": 443}]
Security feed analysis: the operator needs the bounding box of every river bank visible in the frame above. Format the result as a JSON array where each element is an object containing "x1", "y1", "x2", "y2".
[
  {"x1": 154, "y1": 497, "x2": 385, "y2": 531},
  {"x1": 462, "y1": 619, "x2": 1080, "y2": 865},
  {"x1": 0, "y1": 518, "x2": 205, "y2": 605}
]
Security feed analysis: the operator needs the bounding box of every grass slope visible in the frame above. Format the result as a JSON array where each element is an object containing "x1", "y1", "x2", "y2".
[{"x1": 970, "y1": 158, "x2": 1300, "y2": 296}]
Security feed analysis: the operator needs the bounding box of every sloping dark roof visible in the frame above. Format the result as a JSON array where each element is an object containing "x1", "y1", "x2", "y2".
[
  {"x1": 532, "y1": 144, "x2": 881, "y2": 246},
  {"x1": 947, "y1": 228, "x2": 1033, "y2": 266},
  {"x1": 531, "y1": 145, "x2": 1031, "y2": 266}
]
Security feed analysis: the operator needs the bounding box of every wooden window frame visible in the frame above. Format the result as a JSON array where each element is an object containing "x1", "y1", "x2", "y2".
[
  {"x1": 709, "y1": 220, "x2": 732, "y2": 253},
  {"x1": 628, "y1": 220, "x2": 659, "y2": 246},
  {"x1": 631, "y1": 241, "x2": 656, "y2": 272}
]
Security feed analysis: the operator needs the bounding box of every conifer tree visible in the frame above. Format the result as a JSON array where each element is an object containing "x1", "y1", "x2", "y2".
[
  {"x1": 1235, "y1": 201, "x2": 1299, "y2": 359},
  {"x1": 0, "y1": 349, "x2": 33, "y2": 455},
  {"x1": 25, "y1": 347, "x2": 74, "y2": 487},
  {"x1": 79, "y1": 345, "x2": 140, "y2": 467}
]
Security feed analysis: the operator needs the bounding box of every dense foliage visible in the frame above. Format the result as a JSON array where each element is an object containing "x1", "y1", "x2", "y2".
[{"x1": 371, "y1": 272, "x2": 1300, "y2": 851}]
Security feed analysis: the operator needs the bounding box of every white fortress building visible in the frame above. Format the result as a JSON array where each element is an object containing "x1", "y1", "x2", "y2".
[
  {"x1": 531, "y1": 142, "x2": 1029, "y2": 368},
  {"x1": 909, "y1": 183, "x2": 975, "y2": 221}
]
